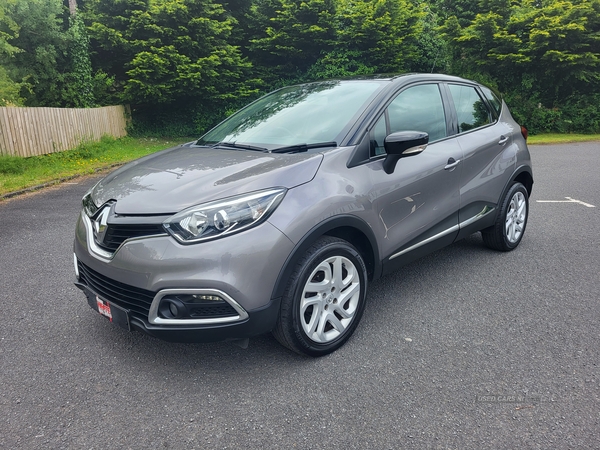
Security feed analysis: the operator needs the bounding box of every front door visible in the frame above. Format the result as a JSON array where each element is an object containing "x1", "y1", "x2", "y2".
[{"x1": 366, "y1": 83, "x2": 462, "y2": 270}]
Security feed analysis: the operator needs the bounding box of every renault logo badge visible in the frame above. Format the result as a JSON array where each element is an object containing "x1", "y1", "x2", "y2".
[{"x1": 94, "y1": 206, "x2": 111, "y2": 243}]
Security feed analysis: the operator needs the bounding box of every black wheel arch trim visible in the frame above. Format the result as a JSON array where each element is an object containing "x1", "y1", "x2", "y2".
[
  {"x1": 495, "y1": 165, "x2": 533, "y2": 218},
  {"x1": 506, "y1": 164, "x2": 533, "y2": 194},
  {"x1": 270, "y1": 215, "x2": 381, "y2": 301}
]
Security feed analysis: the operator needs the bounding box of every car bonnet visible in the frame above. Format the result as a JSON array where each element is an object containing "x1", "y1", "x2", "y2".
[{"x1": 90, "y1": 143, "x2": 324, "y2": 215}]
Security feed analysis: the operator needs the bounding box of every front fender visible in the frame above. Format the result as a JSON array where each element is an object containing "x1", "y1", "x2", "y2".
[{"x1": 270, "y1": 215, "x2": 381, "y2": 301}]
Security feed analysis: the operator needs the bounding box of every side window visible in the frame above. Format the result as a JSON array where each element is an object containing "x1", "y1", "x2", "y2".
[
  {"x1": 481, "y1": 86, "x2": 502, "y2": 118},
  {"x1": 448, "y1": 84, "x2": 491, "y2": 133},
  {"x1": 370, "y1": 114, "x2": 387, "y2": 156},
  {"x1": 387, "y1": 84, "x2": 447, "y2": 142}
]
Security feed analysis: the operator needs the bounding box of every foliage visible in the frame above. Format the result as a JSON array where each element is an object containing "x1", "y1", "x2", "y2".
[
  {"x1": 247, "y1": 0, "x2": 336, "y2": 80},
  {"x1": 334, "y1": 0, "x2": 421, "y2": 73},
  {"x1": 0, "y1": 65, "x2": 23, "y2": 105},
  {"x1": 0, "y1": 0, "x2": 599, "y2": 134},
  {"x1": 84, "y1": 0, "x2": 259, "y2": 133},
  {"x1": 442, "y1": 0, "x2": 600, "y2": 131},
  {"x1": 411, "y1": 2, "x2": 450, "y2": 73},
  {"x1": 305, "y1": 49, "x2": 373, "y2": 80},
  {"x1": 66, "y1": 14, "x2": 95, "y2": 108},
  {"x1": 87, "y1": 0, "x2": 257, "y2": 106},
  {"x1": 0, "y1": 0, "x2": 69, "y2": 106},
  {"x1": 0, "y1": 0, "x2": 100, "y2": 108},
  {"x1": 429, "y1": 0, "x2": 480, "y2": 25},
  {"x1": 252, "y1": 0, "x2": 423, "y2": 82},
  {"x1": 0, "y1": 0, "x2": 20, "y2": 58}
]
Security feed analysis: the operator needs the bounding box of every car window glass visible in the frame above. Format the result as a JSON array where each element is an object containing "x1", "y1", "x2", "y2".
[
  {"x1": 198, "y1": 81, "x2": 384, "y2": 147},
  {"x1": 448, "y1": 84, "x2": 491, "y2": 133},
  {"x1": 387, "y1": 84, "x2": 447, "y2": 142},
  {"x1": 481, "y1": 86, "x2": 501, "y2": 117},
  {"x1": 370, "y1": 114, "x2": 387, "y2": 156}
]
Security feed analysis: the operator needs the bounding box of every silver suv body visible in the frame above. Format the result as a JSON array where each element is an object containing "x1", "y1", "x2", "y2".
[{"x1": 74, "y1": 74, "x2": 533, "y2": 356}]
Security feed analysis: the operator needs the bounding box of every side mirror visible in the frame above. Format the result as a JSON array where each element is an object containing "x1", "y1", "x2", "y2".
[{"x1": 382, "y1": 131, "x2": 429, "y2": 174}]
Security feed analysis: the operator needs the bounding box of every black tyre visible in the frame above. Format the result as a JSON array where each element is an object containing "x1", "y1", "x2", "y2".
[
  {"x1": 273, "y1": 236, "x2": 368, "y2": 356},
  {"x1": 482, "y1": 182, "x2": 529, "y2": 251}
]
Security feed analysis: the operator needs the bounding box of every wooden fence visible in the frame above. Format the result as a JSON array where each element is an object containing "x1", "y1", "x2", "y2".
[{"x1": 0, "y1": 105, "x2": 128, "y2": 157}]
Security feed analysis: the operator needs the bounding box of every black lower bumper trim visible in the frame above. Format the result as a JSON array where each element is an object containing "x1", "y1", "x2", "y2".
[
  {"x1": 76, "y1": 282, "x2": 281, "y2": 343},
  {"x1": 129, "y1": 299, "x2": 280, "y2": 343}
]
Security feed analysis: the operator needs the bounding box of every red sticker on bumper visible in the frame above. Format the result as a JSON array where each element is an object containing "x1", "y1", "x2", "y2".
[{"x1": 96, "y1": 296, "x2": 112, "y2": 322}]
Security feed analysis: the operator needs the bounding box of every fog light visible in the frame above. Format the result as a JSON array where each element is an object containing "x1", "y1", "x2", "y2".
[{"x1": 158, "y1": 298, "x2": 188, "y2": 319}]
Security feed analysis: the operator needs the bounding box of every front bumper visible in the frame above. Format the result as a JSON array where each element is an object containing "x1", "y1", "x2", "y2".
[
  {"x1": 73, "y1": 211, "x2": 294, "y2": 342},
  {"x1": 76, "y1": 282, "x2": 281, "y2": 343}
]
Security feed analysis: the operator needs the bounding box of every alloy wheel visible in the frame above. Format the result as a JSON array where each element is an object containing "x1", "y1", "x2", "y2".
[
  {"x1": 505, "y1": 191, "x2": 527, "y2": 244},
  {"x1": 300, "y1": 255, "x2": 361, "y2": 344}
]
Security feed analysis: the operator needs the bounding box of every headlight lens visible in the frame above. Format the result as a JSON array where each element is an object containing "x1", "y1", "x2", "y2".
[
  {"x1": 82, "y1": 192, "x2": 98, "y2": 218},
  {"x1": 163, "y1": 188, "x2": 287, "y2": 243}
]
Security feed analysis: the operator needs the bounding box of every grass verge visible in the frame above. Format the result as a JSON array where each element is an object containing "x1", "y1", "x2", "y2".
[
  {"x1": 0, "y1": 136, "x2": 191, "y2": 198},
  {"x1": 528, "y1": 133, "x2": 600, "y2": 145}
]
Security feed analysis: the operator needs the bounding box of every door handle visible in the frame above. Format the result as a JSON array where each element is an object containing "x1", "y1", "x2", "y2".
[
  {"x1": 444, "y1": 157, "x2": 461, "y2": 170},
  {"x1": 498, "y1": 135, "x2": 509, "y2": 145}
]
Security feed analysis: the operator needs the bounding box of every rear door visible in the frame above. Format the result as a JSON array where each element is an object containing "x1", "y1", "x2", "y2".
[{"x1": 445, "y1": 83, "x2": 515, "y2": 236}]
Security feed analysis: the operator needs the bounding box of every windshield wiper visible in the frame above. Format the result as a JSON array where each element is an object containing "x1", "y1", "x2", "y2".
[
  {"x1": 270, "y1": 141, "x2": 338, "y2": 154},
  {"x1": 211, "y1": 141, "x2": 268, "y2": 152}
]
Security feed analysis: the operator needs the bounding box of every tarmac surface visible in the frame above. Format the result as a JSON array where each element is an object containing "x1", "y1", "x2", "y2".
[{"x1": 1, "y1": 142, "x2": 599, "y2": 449}]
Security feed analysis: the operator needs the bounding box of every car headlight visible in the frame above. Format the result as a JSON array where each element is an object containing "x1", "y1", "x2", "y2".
[
  {"x1": 82, "y1": 192, "x2": 99, "y2": 218},
  {"x1": 163, "y1": 188, "x2": 287, "y2": 244}
]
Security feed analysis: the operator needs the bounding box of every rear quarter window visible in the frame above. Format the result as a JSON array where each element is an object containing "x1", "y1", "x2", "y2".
[
  {"x1": 448, "y1": 84, "x2": 491, "y2": 133},
  {"x1": 480, "y1": 86, "x2": 502, "y2": 118}
]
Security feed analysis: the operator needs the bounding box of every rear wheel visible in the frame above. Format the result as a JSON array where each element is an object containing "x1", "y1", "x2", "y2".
[
  {"x1": 273, "y1": 236, "x2": 368, "y2": 356},
  {"x1": 482, "y1": 182, "x2": 529, "y2": 251}
]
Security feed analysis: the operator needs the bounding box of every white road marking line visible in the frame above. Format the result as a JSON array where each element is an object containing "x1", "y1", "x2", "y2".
[{"x1": 536, "y1": 197, "x2": 596, "y2": 207}]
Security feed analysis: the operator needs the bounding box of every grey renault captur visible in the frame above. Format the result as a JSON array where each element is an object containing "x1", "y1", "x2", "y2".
[{"x1": 74, "y1": 74, "x2": 533, "y2": 356}]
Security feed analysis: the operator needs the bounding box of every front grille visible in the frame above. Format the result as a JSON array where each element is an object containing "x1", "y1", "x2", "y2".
[
  {"x1": 77, "y1": 261, "x2": 155, "y2": 318},
  {"x1": 97, "y1": 224, "x2": 166, "y2": 252}
]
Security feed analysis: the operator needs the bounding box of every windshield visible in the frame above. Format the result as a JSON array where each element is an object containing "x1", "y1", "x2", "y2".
[{"x1": 197, "y1": 81, "x2": 385, "y2": 150}]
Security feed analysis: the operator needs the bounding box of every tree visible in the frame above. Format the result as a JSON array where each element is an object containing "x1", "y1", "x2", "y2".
[
  {"x1": 84, "y1": 0, "x2": 257, "y2": 133},
  {"x1": 0, "y1": 0, "x2": 22, "y2": 105},
  {"x1": 247, "y1": 0, "x2": 336, "y2": 81},
  {"x1": 303, "y1": 0, "x2": 423, "y2": 80},
  {"x1": 333, "y1": 0, "x2": 421, "y2": 73},
  {"x1": 0, "y1": 0, "x2": 72, "y2": 106},
  {"x1": 67, "y1": 14, "x2": 95, "y2": 107},
  {"x1": 0, "y1": 0, "x2": 20, "y2": 58},
  {"x1": 0, "y1": 65, "x2": 23, "y2": 106},
  {"x1": 429, "y1": 0, "x2": 480, "y2": 25},
  {"x1": 127, "y1": 0, "x2": 255, "y2": 107},
  {"x1": 446, "y1": 0, "x2": 600, "y2": 101},
  {"x1": 0, "y1": 0, "x2": 99, "y2": 107},
  {"x1": 442, "y1": 0, "x2": 600, "y2": 132},
  {"x1": 411, "y1": 2, "x2": 450, "y2": 73}
]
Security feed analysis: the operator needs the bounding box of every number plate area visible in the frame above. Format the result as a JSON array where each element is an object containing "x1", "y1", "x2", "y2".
[{"x1": 87, "y1": 294, "x2": 131, "y2": 331}]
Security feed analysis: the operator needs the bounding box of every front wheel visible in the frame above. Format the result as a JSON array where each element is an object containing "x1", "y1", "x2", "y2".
[
  {"x1": 482, "y1": 182, "x2": 529, "y2": 251},
  {"x1": 273, "y1": 236, "x2": 368, "y2": 356}
]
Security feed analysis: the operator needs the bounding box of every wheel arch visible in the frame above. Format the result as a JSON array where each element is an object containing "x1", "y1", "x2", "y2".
[
  {"x1": 484, "y1": 164, "x2": 533, "y2": 232},
  {"x1": 271, "y1": 215, "x2": 381, "y2": 301},
  {"x1": 499, "y1": 164, "x2": 533, "y2": 206},
  {"x1": 513, "y1": 167, "x2": 533, "y2": 196}
]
